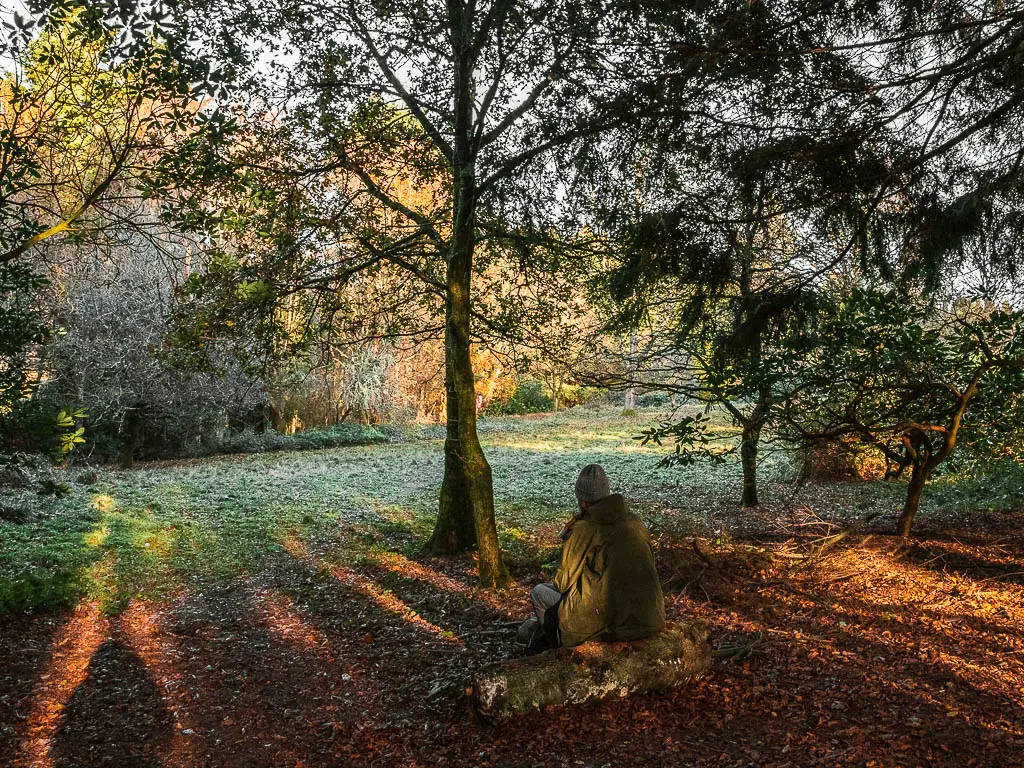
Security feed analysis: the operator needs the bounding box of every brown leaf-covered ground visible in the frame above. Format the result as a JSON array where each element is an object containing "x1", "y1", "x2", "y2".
[{"x1": 2, "y1": 512, "x2": 1022, "y2": 768}]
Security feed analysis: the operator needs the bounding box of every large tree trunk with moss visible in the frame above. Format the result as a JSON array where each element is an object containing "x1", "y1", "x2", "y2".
[
  {"x1": 423, "y1": 32, "x2": 508, "y2": 587},
  {"x1": 470, "y1": 621, "x2": 711, "y2": 719},
  {"x1": 424, "y1": 170, "x2": 507, "y2": 587}
]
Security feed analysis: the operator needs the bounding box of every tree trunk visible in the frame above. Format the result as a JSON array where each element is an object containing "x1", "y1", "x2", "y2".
[
  {"x1": 423, "y1": 29, "x2": 508, "y2": 587},
  {"x1": 624, "y1": 330, "x2": 639, "y2": 409},
  {"x1": 897, "y1": 461, "x2": 929, "y2": 537},
  {"x1": 119, "y1": 407, "x2": 142, "y2": 469},
  {"x1": 740, "y1": 421, "x2": 760, "y2": 507},
  {"x1": 471, "y1": 621, "x2": 711, "y2": 719},
  {"x1": 425, "y1": 194, "x2": 506, "y2": 583}
]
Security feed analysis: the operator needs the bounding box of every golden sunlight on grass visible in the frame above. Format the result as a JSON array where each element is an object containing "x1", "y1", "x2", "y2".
[
  {"x1": 493, "y1": 441, "x2": 561, "y2": 451},
  {"x1": 495, "y1": 435, "x2": 670, "y2": 453},
  {"x1": 19, "y1": 601, "x2": 110, "y2": 768},
  {"x1": 82, "y1": 525, "x2": 109, "y2": 549},
  {"x1": 89, "y1": 495, "x2": 116, "y2": 513}
]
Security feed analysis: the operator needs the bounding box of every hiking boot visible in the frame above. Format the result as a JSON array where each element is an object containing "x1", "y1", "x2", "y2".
[{"x1": 515, "y1": 616, "x2": 539, "y2": 645}]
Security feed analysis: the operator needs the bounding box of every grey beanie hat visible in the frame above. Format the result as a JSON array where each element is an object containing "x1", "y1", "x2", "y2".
[{"x1": 575, "y1": 464, "x2": 611, "y2": 504}]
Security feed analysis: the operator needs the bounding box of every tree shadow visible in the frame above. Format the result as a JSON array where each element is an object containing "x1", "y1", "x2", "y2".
[
  {"x1": 0, "y1": 616, "x2": 63, "y2": 766},
  {"x1": 152, "y1": 584, "x2": 350, "y2": 768},
  {"x1": 899, "y1": 535, "x2": 1024, "y2": 585},
  {"x1": 50, "y1": 639, "x2": 173, "y2": 768},
  {"x1": 145, "y1": 553, "x2": 489, "y2": 767},
  {"x1": 5, "y1": 558, "x2": 1022, "y2": 768},
  {"x1": 7, "y1": 517, "x2": 1024, "y2": 768}
]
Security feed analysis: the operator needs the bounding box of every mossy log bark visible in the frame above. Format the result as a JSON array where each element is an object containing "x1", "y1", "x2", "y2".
[{"x1": 470, "y1": 621, "x2": 711, "y2": 719}]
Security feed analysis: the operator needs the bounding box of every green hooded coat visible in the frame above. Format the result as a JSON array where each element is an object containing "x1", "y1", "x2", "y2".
[{"x1": 553, "y1": 493, "x2": 665, "y2": 647}]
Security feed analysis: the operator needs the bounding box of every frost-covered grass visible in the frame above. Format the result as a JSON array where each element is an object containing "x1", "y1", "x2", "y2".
[{"x1": 0, "y1": 406, "x2": 1010, "y2": 614}]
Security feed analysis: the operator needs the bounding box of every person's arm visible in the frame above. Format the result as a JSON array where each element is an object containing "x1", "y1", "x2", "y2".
[
  {"x1": 637, "y1": 517, "x2": 656, "y2": 560},
  {"x1": 553, "y1": 523, "x2": 590, "y2": 594}
]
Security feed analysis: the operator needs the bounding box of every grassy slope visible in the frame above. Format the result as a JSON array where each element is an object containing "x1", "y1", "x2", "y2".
[{"x1": 0, "y1": 406, "x2": 1010, "y2": 614}]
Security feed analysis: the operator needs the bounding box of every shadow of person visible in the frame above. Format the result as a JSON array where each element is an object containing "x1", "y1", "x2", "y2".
[{"x1": 51, "y1": 639, "x2": 173, "y2": 768}]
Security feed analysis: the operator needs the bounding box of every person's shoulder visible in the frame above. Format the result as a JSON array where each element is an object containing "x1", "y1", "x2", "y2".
[
  {"x1": 623, "y1": 511, "x2": 651, "y2": 534},
  {"x1": 612, "y1": 498, "x2": 640, "y2": 524},
  {"x1": 571, "y1": 517, "x2": 600, "y2": 534},
  {"x1": 565, "y1": 518, "x2": 598, "y2": 540}
]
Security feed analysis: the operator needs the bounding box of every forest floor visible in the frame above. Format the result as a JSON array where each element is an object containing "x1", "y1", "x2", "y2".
[{"x1": 1, "y1": 408, "x2": 1022, "y2": 767}]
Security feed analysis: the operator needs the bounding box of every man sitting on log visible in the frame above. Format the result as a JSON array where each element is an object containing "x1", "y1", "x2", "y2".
[{"x1": 517, "y1": 464, "x2": 665, "y2": 653}]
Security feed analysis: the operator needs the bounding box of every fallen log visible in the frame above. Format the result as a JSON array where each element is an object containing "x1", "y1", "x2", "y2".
[{"x1": 470, "y1": 620, "x2": 711, "y2": 719}]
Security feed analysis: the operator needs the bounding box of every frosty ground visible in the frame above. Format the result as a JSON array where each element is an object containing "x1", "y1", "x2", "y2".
[{"x1": 1, "y1": 409, "x2": 1022, "y2": 767}]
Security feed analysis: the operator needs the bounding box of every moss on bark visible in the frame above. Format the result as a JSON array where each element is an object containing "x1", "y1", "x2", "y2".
[{"x1": 471, "y1": 621, "x2": 712, "y2": 718}]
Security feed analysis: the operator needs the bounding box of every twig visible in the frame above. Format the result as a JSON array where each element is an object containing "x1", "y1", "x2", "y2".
[
  {"x1": 712, "y1": 630, "x2": 764, "y2": 661},
  {"x1": 978, "y1": 571, "x2": 1024, "y2": 583},
  {"x1": 820, "y1": 572, "x2": 859, "y2": 587},
  {"x1": 692, "y1": 539, "x2": 715, "y2": 568},
  {"x1": 791, "y1": 513, "x2": 881, "y2": 571},
  {"x1": 682, "y1": 565, "x2": 709, "y2": 594}
]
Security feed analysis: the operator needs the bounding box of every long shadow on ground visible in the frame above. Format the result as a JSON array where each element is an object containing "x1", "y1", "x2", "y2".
[
  {"x1": 2, "y1": 531, "x2": 1023, "y2": 767},
  {"x1": 51, "y1": 640, "x2": 173, "y2": 768},
  {"x1": 899, "y1": 533, "x2": 1024, "y2": 586}
]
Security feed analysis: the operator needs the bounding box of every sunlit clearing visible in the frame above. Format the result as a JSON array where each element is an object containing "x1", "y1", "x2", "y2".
[
  {"x1": 498, "y1": 441, "x2": 559, "y2": 452},
  {"x1": 498, "y1": 437, "x2": 663, "y2": 453},
  {"x1": 82, "y1": 525, "x2": 109, "y2": 548},
  {"x1": 283, "y1": 537, "x2": 462, "y2": 645},
  {"x1": 20, "y1": 601, "x2": 110, "y2": 768},
  {"x1": 258, "y1": 589, "x2": 334, "y2": 660}
]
